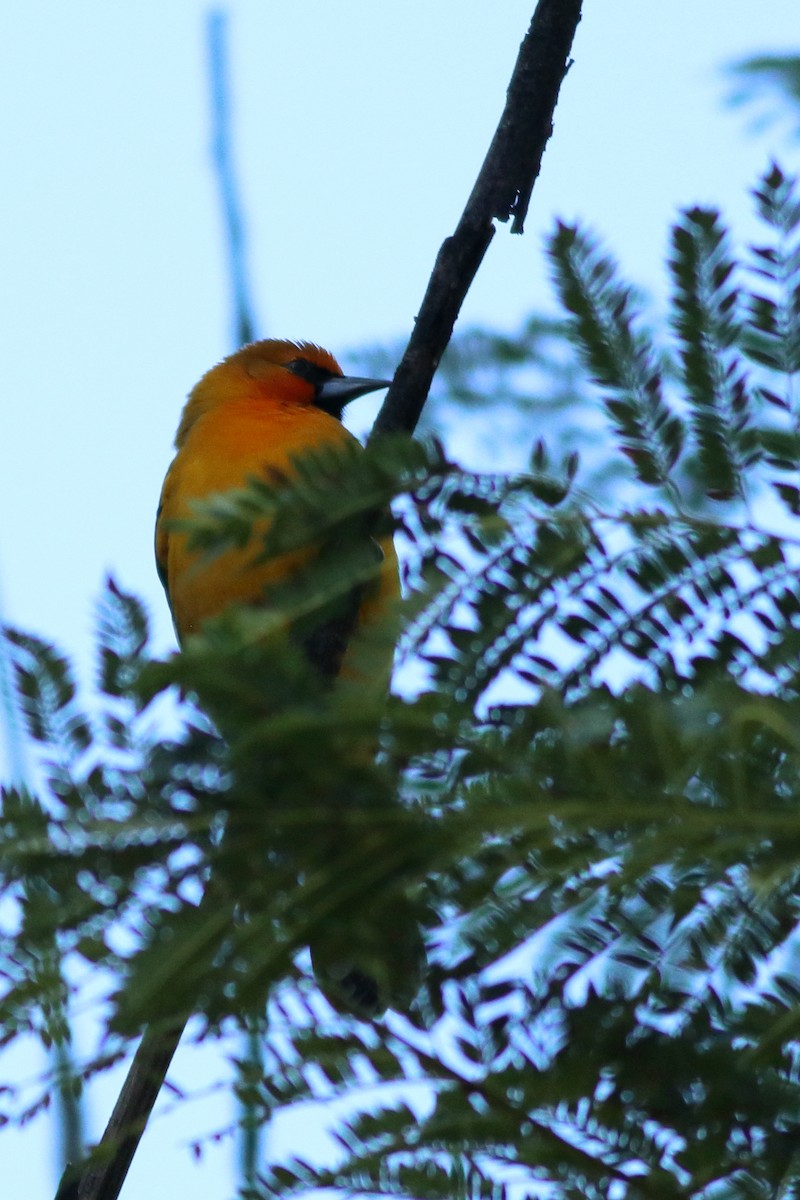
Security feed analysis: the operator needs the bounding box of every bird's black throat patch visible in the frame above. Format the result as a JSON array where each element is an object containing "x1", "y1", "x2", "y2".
[{"x1": 285, "y1": 357, "x2": 344, "y2": 419}]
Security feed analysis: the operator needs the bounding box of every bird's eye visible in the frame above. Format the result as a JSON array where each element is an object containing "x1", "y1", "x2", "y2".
[{"x1": 285, "y1": 358, "x2": 337, "y2": 387}]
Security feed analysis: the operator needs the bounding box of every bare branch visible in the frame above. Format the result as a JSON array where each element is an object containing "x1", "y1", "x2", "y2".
[
  {"x1": 71, "y1": 1026, "x2": 184, "y2": 1200},
  {"x1": 370, "y1": 0, "x2": 583, "y2": 440}
]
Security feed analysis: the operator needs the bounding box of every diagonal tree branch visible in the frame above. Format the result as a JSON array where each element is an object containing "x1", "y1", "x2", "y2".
[
  {"x1": 63, "y1": 4, "x2": 582, "y2": 1199},
  {"x1": 69, "y1": 1025, "x2": 184, "y2": 1200},
  {"x1": 370, "y1": 0, "x2": 583, "y2": 441}
]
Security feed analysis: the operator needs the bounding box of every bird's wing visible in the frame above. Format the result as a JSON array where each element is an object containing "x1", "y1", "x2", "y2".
[{"x1": 154, "y1": 467, "x2": 174, "y2": 609}]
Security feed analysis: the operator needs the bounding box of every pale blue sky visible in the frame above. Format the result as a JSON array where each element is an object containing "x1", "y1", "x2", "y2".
[{"x1": 1, "y1": 2, "x2": 798, "y2": 1195}]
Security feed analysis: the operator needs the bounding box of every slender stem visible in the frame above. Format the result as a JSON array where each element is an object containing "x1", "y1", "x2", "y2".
[
  {"x1": 209, "y1": 14, "x2": 267, "y2": 1188},
  {"x1": 208, "y1": 9, "x2": 258, "y2": 347},
  {"x1": 237, "y1": 1022, "x2": 264, "y2": 1193}
]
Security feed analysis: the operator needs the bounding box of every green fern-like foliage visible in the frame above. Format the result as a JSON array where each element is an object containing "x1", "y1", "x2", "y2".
[{"x1": 3, "y1": 165, "x2": 800, "y2": 1197}]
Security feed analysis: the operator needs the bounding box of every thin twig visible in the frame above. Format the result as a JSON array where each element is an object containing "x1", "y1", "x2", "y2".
[
  {"x1": 208, "y1": 8, "x2": 258, "y2": 347},
  {"x1": 209, "y1": 12, "x2": 266, "y2": 1181},
  {"x1": 238, "y1": 1021, "x2": 265, "y2": 1192},
  {"x1": 370, "y1": 0, "x2": 583, "y2": 441}
]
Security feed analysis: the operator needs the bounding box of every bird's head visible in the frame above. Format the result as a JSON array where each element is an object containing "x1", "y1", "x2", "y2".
[{"x1": 175, "y1": 338, "x2": 392, "y2": 447}]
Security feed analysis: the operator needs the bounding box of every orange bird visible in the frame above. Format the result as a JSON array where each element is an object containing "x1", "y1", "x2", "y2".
[
  {"x1": 155, "y1": 338, "x2": 423, "y2": 1015},
  {"x1": 155, "y1": 338, "x2": 396, "y2": 655},
  {"x1": 155, "y1": 338, "x2": 415, "y2": 1015}
]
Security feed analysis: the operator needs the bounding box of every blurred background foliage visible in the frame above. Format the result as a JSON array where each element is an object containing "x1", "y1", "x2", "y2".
[{"x1": 727, "y1": 52, "x2": 800, "y2": 139}]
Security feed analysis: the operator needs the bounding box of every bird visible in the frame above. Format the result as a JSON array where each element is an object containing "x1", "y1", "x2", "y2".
[
  {"x1": 155, "y1": 337, "x2": 424, "y2": 1016},
  {"x1": 155, "y1": 337, "x2": 397, "y2": 655}
]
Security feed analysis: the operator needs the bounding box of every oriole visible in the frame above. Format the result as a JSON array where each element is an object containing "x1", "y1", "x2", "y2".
[
  {"x1": 156, "y1": 338, "x2": 420, "y2": 1015},
  {"x1": 155, "y1": 338, "x2": 396, "y2": 651}
]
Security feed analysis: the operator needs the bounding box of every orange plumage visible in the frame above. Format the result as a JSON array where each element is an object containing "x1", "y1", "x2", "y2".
[
  {"x1": 156, "y1": 339, "x2": 422, "y2": 1015},
  {"x1": 156, "y1": 338, "x2": 396, "y2": 650}
]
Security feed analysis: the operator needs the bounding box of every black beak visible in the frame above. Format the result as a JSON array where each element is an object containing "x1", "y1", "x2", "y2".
[{"x1": 316, "y1": 374, "x2": 392, "y2": 418}]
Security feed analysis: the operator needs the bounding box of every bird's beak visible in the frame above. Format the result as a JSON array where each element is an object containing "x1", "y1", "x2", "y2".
[{"x1": 317, "y1": 374, "x2": 393, "y2": 408}]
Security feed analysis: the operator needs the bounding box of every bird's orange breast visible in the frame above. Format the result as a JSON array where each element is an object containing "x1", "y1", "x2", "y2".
[{"x1": 157, "y1": 387, "x2": 398, "y2": 643}]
